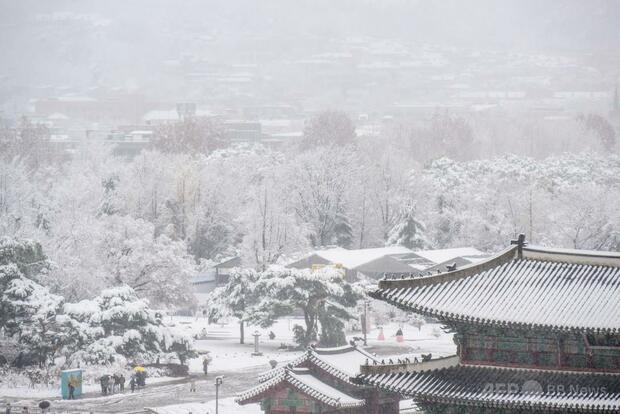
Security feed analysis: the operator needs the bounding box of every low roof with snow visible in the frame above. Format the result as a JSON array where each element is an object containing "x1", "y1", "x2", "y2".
[
  {"x1": 237, "y1": 367, "x2": 365, "y2": 409},
  {"x1": 300, "y1": 246, "x2": 413, "y2": 270},
  {"x1": 411, "y1": 247, "x2": 484, "y2": 264},
  {"x1": 258, "y1": 344, "x2": 379, "y2": 385},
  {"x1": 422, "y1": 255, "x2": 488, "y2": 274}
]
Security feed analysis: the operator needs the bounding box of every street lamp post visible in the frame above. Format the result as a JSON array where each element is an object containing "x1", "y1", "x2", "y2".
[
  {"x1": 252, "y1": 330, "x2": 263, "y2": 356},
  {"x1": 215, "y1": 376, "x2": 224, "y2": 414}
]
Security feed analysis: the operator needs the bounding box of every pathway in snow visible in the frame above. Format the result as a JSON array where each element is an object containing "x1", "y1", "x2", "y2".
[{"x1": 11, "y1": 366, "x2": 266, "y2": 413}]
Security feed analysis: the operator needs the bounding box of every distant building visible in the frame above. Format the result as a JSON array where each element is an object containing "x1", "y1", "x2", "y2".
[
  {"x1": 214, "y1": 256, "x2": 241, "y2": 284},
  {"x1": 105, "y1": 129, "x2": 153, "y2": 158},
  {"x1": 288, "y1": 246, "x2": 486, "y2": 281},
  {"x1": 142, "y1": 107, "x2": 214, "y2": 126},
  {"x1": 287, "y1": 246, "x2": 415, "y2": 281},
  {"x1": 241, "y1": 104, "x2": 300, "y2": 119},
  {"x1": 191, "y1": 256, "x2": 241, "y2": 299},
  {"x1": 396, "y1": 247, "x2": 486, "y2": 272},
  {"x1": 192, "y1": 271, "x2": 217, "y2": 295},
  {"x1": 34, "y1": 94, "x2": 148, "y2": 125},
  {"x1": 223, "y1": 120, "x2": 263, "y2": 143}
]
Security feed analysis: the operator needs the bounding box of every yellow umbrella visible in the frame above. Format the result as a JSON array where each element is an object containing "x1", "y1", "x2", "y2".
[{"x1": 134, "y1": 366, "x2": 146, "y2": 373}]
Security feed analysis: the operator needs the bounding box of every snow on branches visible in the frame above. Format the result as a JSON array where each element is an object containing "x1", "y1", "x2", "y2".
[
  {"x1": 208, "y1": 266, "x2": 364, "y2": 348},
  {"x1": 0, "y1": 237, "x2": 195, "y2": 368},
  {"x1": 0, "y1": 237, "x2": 62, "y2": 366},
  {"x1": 57, "y1": 285, "x2": 195, "y2": 367}
]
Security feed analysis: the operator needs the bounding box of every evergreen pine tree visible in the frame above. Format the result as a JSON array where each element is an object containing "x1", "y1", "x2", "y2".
[
  {"x1": 333, "y1": 212, "x2": 354, "y2": 248},
  {"x1": 387, "y1": 203, "x2": 430, "y2": 250},
  {"x1": 0, "y1": 237, "x2": 63, "y2": 366}
]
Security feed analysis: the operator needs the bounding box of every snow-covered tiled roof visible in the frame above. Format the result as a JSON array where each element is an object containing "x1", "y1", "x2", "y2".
[
  {"x1": 258, "y1": 345, "x2": 379, "y2": 385},
  {"x1": 191, "y1": 270, "x2": 216, "y2": 284},
  {"x1": 372, "y1": 244, "x2": 620, "y2": 333},
  {"x1": 237, "y1": 367, "x2": 365, "y2": 408},
  {"x1": 357, "y1": 364, "x2": 620, "y2": 413},
  {"x1": 315, "y1": 246, "x2": 413, "y2": 269},
  {"x1": 312, "y1": 345, "x2": 379, "y2": 378},
  {"x1": 422, "y1": 255, "x2": 488, "y2": 274}
]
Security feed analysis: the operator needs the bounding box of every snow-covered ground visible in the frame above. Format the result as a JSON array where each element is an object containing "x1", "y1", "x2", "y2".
[
  {"x1": 0, "y1": 375, "x2": 187, "y2": 403},
  {"x1": 145, "y1": 318, "x2": 454, "y2": 414},
  {"x1": 149, "y1": 397, "x2": 422, "y2": 414},
  {"x1": 365, "y1": 322, "x2": 456, "y2": 357},
  {"x1": 178, "y1": 315, "x2": 455, "y2": 374},
  {"x1": 1, "y1": 315, "x2": 455, "y2": 413},
  {"x1": 146, "y1": 397, "x2": 262, "y2": 414},
  {"x1": 174, "y1": 316, "x2": 305, "y2": 374}
]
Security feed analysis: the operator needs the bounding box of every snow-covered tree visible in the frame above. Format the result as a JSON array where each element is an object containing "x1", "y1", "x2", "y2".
[
  {"x1": 246, "y1": 267, "x2": 364, "y2": 347},
  {"x1": 0, "y1": 117, "x2": 54, "y2": 169},
  {"x1": 37, "y1": 142, "x2": 124, "y2": 300},
  {"x1": 333, "y1": 212, "x2": 354, "y2": 248},
  {"x1": 58, "y1": 285, "x2": 195, "y2": 367},
  {"x1": 300, "y1": 110, "x2": 356, "y2": 150},
  {"x1": 98, "y1": 215, "x2": 196, "y2": 307},
  {"x1": 577, "y1": 113, "x2": 616, "y2": 151},
  {"x1": 287, "y1": 148, "x2": 358, "y2": 247},
  {"x1": 387, "y1": 202, "x2": 430, "y2": 250},
  {"x1": 206, "y1": 268, "x2": 259, "y2": 344},
  {"x1": 425, "y1": 111, "x2": 475, "y2": 160},
  {"x1": 151, "y1": 116, "x2": 226, "y2": 154},
  {"x1": 542, "y1": 184, "x2": 620, "y2": 250},
  {"x1": 2, "y1": 124, "x2": 620, "y2": 322},
  {"x1": 0, "y1": 237, "x2": 63, "y2": 366},
  {"x1": 240, "y1": 169, "x2": 309, "y2": 271}
]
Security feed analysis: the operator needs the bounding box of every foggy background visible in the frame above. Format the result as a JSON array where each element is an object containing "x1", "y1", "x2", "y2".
[{"x1": 1, "y1": 0, "x2": 620, "y2": 114}]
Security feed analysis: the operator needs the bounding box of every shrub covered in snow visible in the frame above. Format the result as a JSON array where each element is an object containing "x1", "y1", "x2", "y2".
[
  {"x1": 0, "y1": 237, "x2": 196, "y2": 369},
  {"x1": 57, "y1": 285, "x2": 196, "y2": 367}
]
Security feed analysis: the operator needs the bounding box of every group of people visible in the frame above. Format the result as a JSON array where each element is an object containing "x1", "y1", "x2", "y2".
[
  {"x1": 99, "y1": 370, "x2": 147, "y2": 395},
  {"x1": 99, "y1": 373, "x2": 127, "y2": 395},
  {"x1": 133, "y1": 369, "x2": 147, "y2": 390}
]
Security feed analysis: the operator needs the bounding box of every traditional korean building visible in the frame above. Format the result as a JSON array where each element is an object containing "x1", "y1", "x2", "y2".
[
  {"x1": 356, "y1": 237, "x2": 620, "y2": 413},
  {"x1": 236, "y1": 345, "x2": 400, "y2": 413}
]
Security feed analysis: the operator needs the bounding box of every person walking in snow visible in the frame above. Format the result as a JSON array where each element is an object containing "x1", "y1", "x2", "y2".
[
  {"x1": 202, "y1": 356, "x2": 210, "y2": 376},
  {"x1": 129, "y1": 377, "x2": 136, "y2": 393},
  {"x1": 5, "y1": 402, "x2": 11, "y2": 414},
  {"x1": 100, "y1": 375, "x2": 109, "y2": 396},
  {"x1": 119, "y1": 374, "x2": 125, "y2": 392}
]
